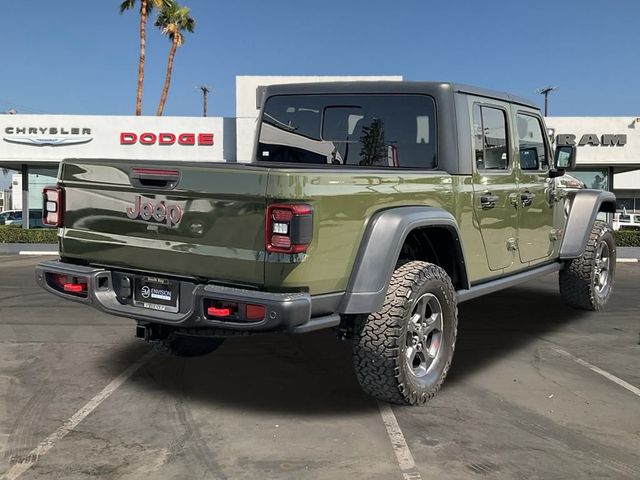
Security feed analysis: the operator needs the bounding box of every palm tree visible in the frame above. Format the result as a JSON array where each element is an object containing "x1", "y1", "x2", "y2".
[
  {"x1": 119, "y1": 0, "x2": 169, "y2": 115},
  {"x1": 155, "y1": 1, "x2": 195, "y2": 116}
]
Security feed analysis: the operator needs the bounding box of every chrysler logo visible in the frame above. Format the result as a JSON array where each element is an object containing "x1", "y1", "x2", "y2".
[{"x1": 3, "y1": 127, "x2": 93, "y2": 146}]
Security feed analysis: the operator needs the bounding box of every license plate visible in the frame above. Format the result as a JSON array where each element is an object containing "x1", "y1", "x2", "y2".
[{"x1": 133, "y1": 276, "x2": 179, "y2": 313}]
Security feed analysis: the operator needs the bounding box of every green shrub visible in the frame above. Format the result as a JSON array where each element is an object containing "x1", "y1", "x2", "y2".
[
  {"x1": 615, "y1": 230, "x2": 640, "y2": 247},
  {"x1": 0, "y1": 225, "x2": 58, "y2": 244}
]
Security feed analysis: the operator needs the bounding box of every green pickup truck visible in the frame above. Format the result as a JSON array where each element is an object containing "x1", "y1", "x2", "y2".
[{"x1": 36, "y1": 82, "x2": 616, "y2": 405}]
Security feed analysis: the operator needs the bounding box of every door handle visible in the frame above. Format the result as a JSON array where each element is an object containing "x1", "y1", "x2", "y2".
[
  {"x1": 129, "y1": 167, "x2": 181, "y2": 190},
  {"x1": 521, "y1": 191, "x2": 536, "y2": 208},
  {"x1": 480, "y1": 193, "x2": 499, "y2": 209}
]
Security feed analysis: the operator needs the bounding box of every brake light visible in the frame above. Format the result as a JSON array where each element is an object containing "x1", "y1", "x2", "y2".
[
  {"x1": 207, "y1": 306, "x2": 232, "y2": 317},
  {"x1": 130, "y1": 168, "x2": 180, "y2": 177},
  {"x1": 64, "y1": 283, "x2": 86, "y2": 293},
  {"x1": 266, "y1": 203, "x2": 313, "y2": 254},
  {"x1": 43, "y1": 186, "x2": 63, "y2": 227}
]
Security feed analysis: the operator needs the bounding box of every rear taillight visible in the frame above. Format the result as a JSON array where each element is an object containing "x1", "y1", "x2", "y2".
[
  {"x1": 43, "y1": 186, "x2": 63, "y2": 227},
  {"x1": 266, "y1": 203, "x2": 313, "y2": 254}
]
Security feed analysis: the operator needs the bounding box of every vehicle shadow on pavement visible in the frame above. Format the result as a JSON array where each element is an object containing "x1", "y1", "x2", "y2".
[
  {"x1": 446, "y1": 283, "x2": 584, "y2": 386},
  {"x1": 114, "y1": 332, "x2": 378, "y2": 416},
  {"x1": 108, "y1": 278, "x2": 587, "y2": 412}
]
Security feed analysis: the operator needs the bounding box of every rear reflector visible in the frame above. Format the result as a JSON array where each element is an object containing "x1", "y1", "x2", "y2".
[{"x1": 246, "y1": 304, "x2": 266, "y2": 320}]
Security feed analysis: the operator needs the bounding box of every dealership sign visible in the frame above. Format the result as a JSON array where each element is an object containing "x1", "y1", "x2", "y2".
[
  {"x1": 120, "y1": 132, "x2": 214, "y2": 146},
  {"x1": 549, "y1": 130, "x2": 627, "y2": 147},
  {"x1": 3, "y1": 126, "x2": 93, "y2": 146}
]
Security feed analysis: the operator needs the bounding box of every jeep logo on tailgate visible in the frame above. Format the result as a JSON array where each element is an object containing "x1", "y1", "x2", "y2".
[{"x1": 126, "y1": 195, "x2": 183, "y2": 227}]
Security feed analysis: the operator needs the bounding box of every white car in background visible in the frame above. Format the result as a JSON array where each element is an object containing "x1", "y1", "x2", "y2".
[
  {"x1": 0, "y1": 209, "x2": 45, "y2": 228},
  {"x1": 613, "y1": 211, "x2": 640, "y2": 231}
]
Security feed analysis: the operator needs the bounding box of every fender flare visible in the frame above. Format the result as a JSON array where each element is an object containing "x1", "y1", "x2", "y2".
[
  {"x1": 560, "y1": 189, "x2": 616, "y2": 259},
  {"x1": 339, "y1": 206, "x2": 469, "y2": 314}
]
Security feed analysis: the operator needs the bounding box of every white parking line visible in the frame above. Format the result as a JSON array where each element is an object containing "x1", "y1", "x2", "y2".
[
  {"x1": 1, "y1": 351, "x2": 155, "y2": 480},
  {"x1": 18, "y1": 251, "x2": 58, "y2": 256},
  {"x1": 377, "y1": 401, "x2": 423, "y2": 480},
  {"x1": 552, "y1": 347, "x2": 640, "y2": 398},
  {"x1": 616, "y1": 258, "x2": 639, "y2": 263}
]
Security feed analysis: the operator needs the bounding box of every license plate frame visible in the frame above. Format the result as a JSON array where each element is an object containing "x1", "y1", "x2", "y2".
[{"x1": 133, "y1": 276, "x2": 179, "y2": 313}]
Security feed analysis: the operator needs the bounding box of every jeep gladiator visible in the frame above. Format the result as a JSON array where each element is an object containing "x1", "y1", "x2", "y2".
[{"x1": 36, "y1": 82, "x2": 616, "y2": 405}]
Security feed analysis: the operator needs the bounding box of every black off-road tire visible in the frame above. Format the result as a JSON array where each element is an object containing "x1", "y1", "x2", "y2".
[
  {"x1": 559, "y1": 220, "x2": 616, "y2": 311},
  {"x1": 152, "y1": 333, "x2": 225, "y2": 357},
  {"x1": 352, "y1": 261, "x2": 458, "y2": 405}
]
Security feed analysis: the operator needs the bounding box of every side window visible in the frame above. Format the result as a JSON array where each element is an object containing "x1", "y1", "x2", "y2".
[
  {"x1": 516, "y1": 113, "x2": 549, "y2": 171},
  {"x1": 472, "y1": 105, "x2": 509, "y2": 171}
]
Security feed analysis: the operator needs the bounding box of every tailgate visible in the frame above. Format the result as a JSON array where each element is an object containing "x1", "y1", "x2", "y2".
[{"x1": 59, "y1": 159, "x2": 269, "y2": 287}]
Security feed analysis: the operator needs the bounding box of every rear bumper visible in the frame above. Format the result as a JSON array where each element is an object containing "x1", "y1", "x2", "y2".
[{"x1": 35, "y1": 260, "x2": 340, "y2": 333}]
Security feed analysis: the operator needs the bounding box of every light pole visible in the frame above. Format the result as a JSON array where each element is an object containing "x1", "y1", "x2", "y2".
[
  {"x1": 536, "y1": 86, "x2": 558, "y2": 116},
  {"x1": 197, "y1": 85, "x2": 210, "y2": 117}
]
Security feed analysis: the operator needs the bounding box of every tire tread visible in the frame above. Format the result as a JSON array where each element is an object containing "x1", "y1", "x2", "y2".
[{"x1": 353, "y1": 261, "x2": 457, "y2": 405}]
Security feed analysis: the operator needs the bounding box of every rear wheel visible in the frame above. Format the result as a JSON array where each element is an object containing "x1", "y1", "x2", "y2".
[
  {"x1": 559, "y1": 220, "x2": 616, "y2": 310},
  {"x1": 352, "y1": 261, "x2": 458, "y2": 405},
  {"x1": 152, "y1": 332, "x2": 225, "y2": 357}
]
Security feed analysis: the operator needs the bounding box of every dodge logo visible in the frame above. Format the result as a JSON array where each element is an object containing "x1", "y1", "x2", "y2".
[{"x1": 126, "y1": 195, "x2": 183, "y2": 227}]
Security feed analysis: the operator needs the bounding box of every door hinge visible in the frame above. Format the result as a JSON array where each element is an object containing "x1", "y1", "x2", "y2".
[
  {"x1": 507, "y1": 237, "x2": 518, "y2": 251},
  {"x1": 549, "y1": 229, "x2": 562, "y2": 241}
]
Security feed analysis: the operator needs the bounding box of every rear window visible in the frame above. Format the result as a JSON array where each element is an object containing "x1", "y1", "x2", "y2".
[{"x1": 257, "y1": 94, "x2": 437, "y2": 168}]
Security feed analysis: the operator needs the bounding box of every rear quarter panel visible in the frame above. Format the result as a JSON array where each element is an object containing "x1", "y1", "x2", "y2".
[{"x1": 265, "y1": 169, "x2": 487, "y2": 294}]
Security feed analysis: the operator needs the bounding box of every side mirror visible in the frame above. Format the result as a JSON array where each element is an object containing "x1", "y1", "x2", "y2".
[
  {"x1": 550, "y1": 145, "x2": 577, "y2": 178},
  {"x1": 555, "y1": 145, "x2": 577, "y2": 170}
]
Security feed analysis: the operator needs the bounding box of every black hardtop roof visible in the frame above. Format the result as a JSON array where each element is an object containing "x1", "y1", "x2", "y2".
[{"x1": 262, "y1": 81, "x2": 539, "y2": 110}]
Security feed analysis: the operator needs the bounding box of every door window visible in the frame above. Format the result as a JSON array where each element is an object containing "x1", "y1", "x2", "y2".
[
  {"x1": 516, "y1": 113, "x2": 549, "y2": 171},
  {"x1": 473, "y1": 105, "x2": 509, "y2": 171}
]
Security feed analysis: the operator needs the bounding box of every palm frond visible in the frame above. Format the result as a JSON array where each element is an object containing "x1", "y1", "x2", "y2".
[
  {"x1": 154, "y1": 1, "x2": 195, "y2": 42},
  {"x1": 119, "y1": 0, "x2": 136, "y2": 14}
]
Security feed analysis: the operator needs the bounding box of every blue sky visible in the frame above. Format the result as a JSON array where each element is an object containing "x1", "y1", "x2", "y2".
[{"x1": 0, "y1": 0, "x2": 639, "y2": 118}]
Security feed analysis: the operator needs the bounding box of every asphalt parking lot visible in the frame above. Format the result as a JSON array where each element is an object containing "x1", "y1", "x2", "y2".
[{"x1": 0, "y1": 255, "x2": 639, "y2": 480}]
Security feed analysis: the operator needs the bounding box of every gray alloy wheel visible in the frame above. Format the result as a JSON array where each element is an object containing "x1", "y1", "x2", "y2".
[
  {"x1": 405, "y1": 293, "x2": 444, "y2": 378},
  {"x1": 593, "y1": 240, "x2": 612, "y2": 298}
]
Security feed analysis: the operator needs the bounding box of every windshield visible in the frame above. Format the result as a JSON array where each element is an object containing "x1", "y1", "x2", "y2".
[{"x1": 257, "y1": 94, "x2": 437, "y2": 168}]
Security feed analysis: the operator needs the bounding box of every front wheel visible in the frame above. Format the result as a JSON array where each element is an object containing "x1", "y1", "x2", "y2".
[
  {"x1": 352, "y1": 261, "x2": 458, "y2": 405},
  {"x1": 559, "y1": 220, "x2": 616, "y2": 310}
]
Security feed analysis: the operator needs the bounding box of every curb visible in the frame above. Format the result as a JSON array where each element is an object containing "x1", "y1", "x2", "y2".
[{"x1": 0, "y1": 244, "x2": 58, "y2": 255}]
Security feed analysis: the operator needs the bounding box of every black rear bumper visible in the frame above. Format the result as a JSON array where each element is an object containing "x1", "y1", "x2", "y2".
[{"x1": 35, "y1": 260, "x2": 340, "y2": 334}]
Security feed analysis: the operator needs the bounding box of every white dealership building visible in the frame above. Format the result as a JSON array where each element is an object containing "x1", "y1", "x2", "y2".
[{"x1": 1, "y1": 76, "x2": 639, "y2": 225}]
